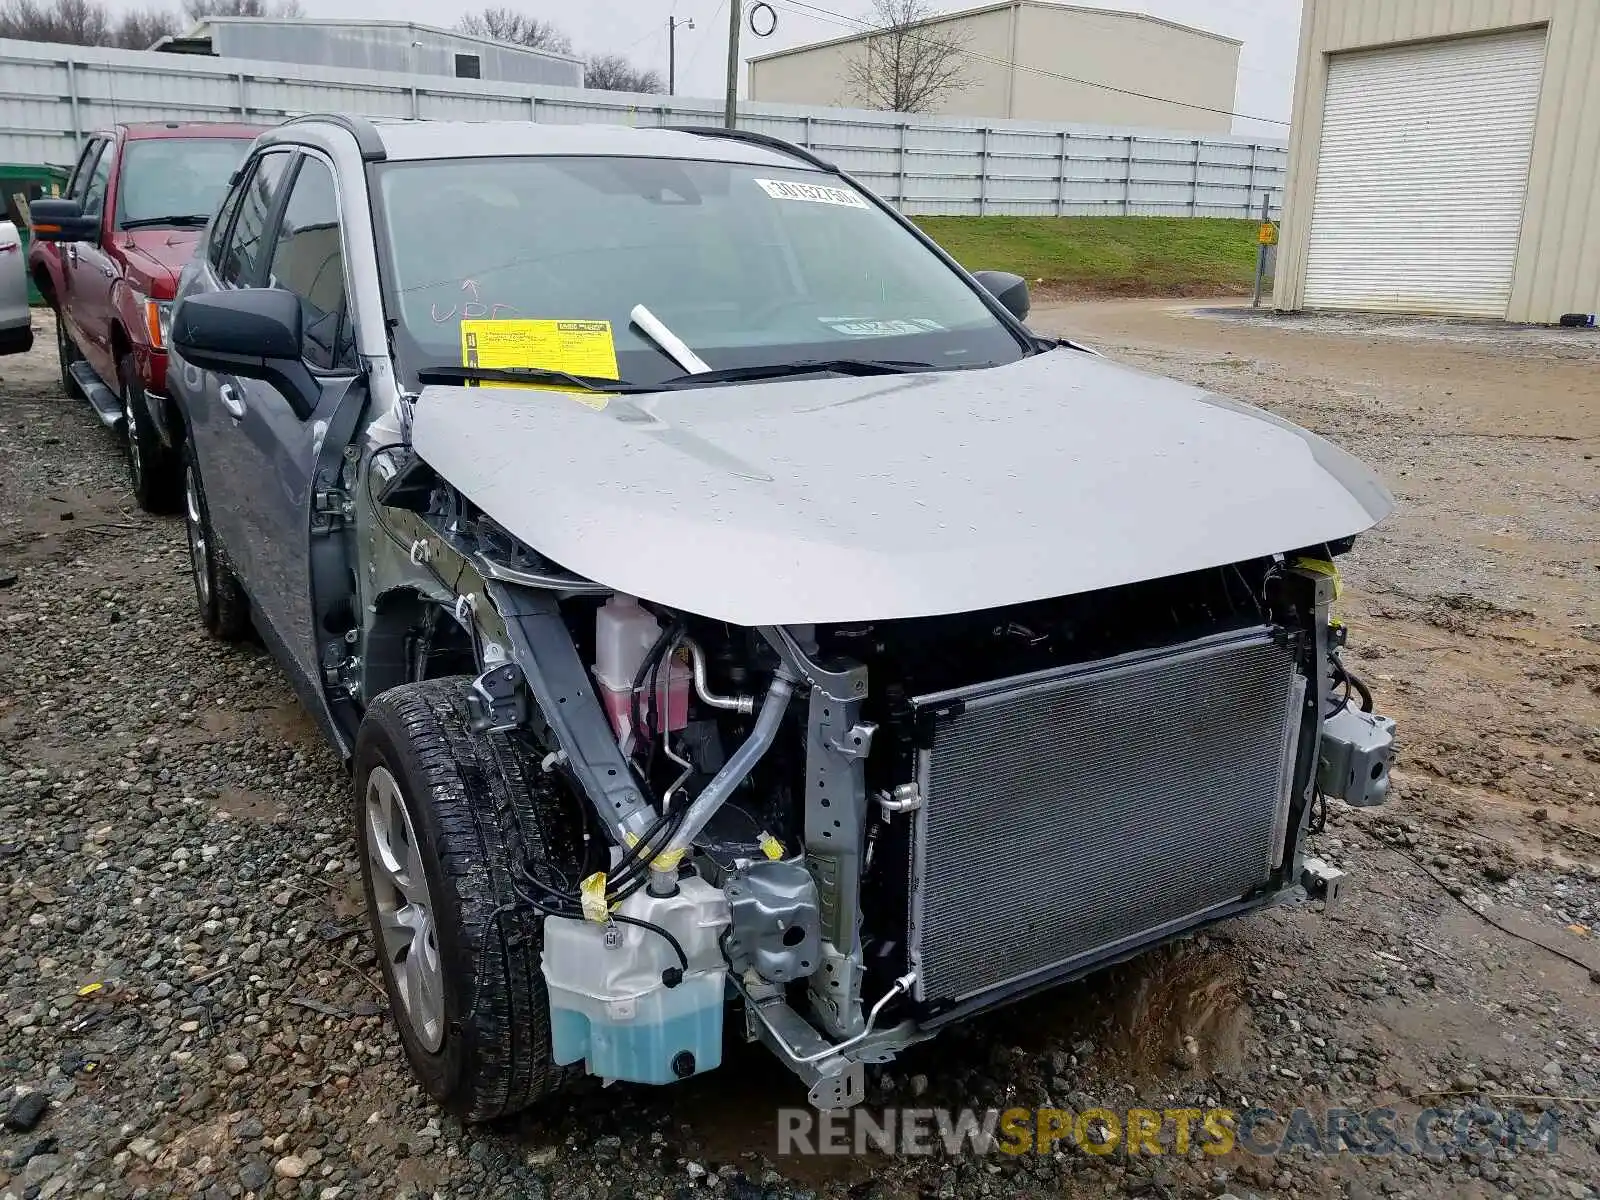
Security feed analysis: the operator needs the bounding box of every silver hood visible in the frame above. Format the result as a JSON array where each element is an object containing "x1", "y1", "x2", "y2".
[{"x1": 410, "y1": 348, "x2": 1393, "y2": 626}]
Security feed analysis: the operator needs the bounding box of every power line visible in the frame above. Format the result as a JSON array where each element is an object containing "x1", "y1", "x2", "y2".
[
  {"x1": 770, "y1": 0, "x2": 1291, "y2": 126},
  {"x1": 683, "y1": 0, "x2": 729, "y2": 76},
  {"x1": 620, "y1": 25, "x2": 665, "y2": 55}
]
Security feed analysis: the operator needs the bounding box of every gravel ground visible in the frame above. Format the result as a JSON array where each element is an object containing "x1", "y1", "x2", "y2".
[{"x1": 3, "y1": 306, "x2": 1599, "y2": 1200}]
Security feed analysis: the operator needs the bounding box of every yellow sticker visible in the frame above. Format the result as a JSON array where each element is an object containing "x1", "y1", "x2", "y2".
[{"x1": 460, "y1": 319, "x2": 620, "y2": 408}]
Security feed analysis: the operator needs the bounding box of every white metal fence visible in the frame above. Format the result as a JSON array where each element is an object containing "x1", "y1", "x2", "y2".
[{"x1": 0, "y1": 38, "x2": 1287, "y2": 218}]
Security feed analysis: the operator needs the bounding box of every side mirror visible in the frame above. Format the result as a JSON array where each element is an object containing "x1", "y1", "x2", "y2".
[
  {"x1": 973, "y1": 270, "x2": 1031, "y2": 322},
  {"x1": 173, "y1": 288, "x2": 318, "y2": 419},
  {"x1": 29, "y1": 198, "x2": 98, "y2": 243}
]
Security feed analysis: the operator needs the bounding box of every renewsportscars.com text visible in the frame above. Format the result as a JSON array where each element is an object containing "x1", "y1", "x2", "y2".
[{"x1": 777, "y1": 1105, "x2": 1562, "y2": 1158}]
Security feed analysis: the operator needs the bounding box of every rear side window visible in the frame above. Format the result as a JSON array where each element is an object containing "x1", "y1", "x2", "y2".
[
  {"x1": 267, "y1": 157, "x2": 356, "y2": 372},
  {"x1": 220, "y1": 150, "x2": 292, "y2": 287}
]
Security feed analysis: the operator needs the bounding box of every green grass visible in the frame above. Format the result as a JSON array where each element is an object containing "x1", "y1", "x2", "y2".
[{"x1": 913, "y1": 216, "x2": 1263, "y2": 297}]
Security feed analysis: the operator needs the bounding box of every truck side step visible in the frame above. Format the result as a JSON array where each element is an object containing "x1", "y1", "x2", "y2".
[{"x1": 69, "y1": 361, "x2": 124, "y2": 429}]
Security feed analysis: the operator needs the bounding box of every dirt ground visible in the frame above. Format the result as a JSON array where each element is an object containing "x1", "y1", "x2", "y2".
[
  {"x1": 1033, "y1": 299, "x2": 1600, "y2": 864},
  {"x1": 1, "y1": 305, "x2": 1598, "y2": 1200}
]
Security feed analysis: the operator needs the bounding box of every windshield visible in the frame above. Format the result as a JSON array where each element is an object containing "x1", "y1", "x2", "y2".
[
  {"x1": 373, "y1": 155, "x2": 1026, "y2": 387},
  {"x1": 116, "y1": 138, "x2": 255, "y2": 229}
]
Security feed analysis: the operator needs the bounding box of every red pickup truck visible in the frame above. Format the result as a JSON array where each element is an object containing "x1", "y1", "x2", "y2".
[{"x1": 29, "y1": 122, "x2": 262, "y2": 510}]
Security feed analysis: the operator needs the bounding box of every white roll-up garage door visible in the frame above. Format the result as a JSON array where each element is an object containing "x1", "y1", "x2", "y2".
[{"x1": 1303, "y1": 29, "x2": 1546, "y2": 317}]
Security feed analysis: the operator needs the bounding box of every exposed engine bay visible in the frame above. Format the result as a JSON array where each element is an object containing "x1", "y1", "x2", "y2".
[{"x1": 368, "y1": 475, "x2": 1395, "y2": 1106}]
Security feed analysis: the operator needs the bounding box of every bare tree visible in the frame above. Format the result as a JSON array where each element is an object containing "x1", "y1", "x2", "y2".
[
  {"x1": 115, "y1": 6, "x2": 180, "y2": 47},
  {"x1": 583, "y1": 53, "x2": 663, "y2": 94},
  {"x1": 843, "y1": 0, "x2": 965, "y2": 113},
  {"x1": 456, "y1": 7, "x2": 571, "y2": 55},
  {"x1": 0, "y1": 0, "x2": 181, "y2": 46},
  {"x1": 0, "y1": 0, "x2": 111, "y2": 44},
  {"x1": 182, "y1": 0, "x2": 303, "y2": 19}
]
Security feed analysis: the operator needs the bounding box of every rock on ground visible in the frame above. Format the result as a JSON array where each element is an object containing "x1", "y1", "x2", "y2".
[{"x1": 2, "y1": 308, "x2": 1597, "y2": 1197}]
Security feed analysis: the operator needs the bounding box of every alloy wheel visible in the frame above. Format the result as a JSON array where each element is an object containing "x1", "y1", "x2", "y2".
[
  {"x1": 56, "y1": 316, "x2": 76, "y2": 392},
  {"x1": 184, "y1": 466, "x2": 211, "y2": 610},
  {"x1": 364, "y1": 766, "x2": 445, "y2": 1052},
  {"x1": 124, "y1": 388, "x2": 144, "y2": 492}
]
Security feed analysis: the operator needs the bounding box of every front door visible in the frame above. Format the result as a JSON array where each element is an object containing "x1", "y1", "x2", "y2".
[
  {"x1": 73, "y1": 136, "x2": 120, "y2": 386},
  {"x1": 59, "y1": 137, "x2": 110, "y2": 370},
  {"x1": 182, "y1": 147, "x2": 295, "y2": 591},
  {"x1": 208, "y1": 150, "x2": 364, "y2": 696}
]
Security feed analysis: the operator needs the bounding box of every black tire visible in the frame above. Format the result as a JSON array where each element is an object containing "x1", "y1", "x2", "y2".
[
  {"x1": 119, "y1": 354, "x2": 179, "y2": 513},
  {"x1": 354, "y1": 678, "x2": 575, "y2": 1121},
  {"x1": 56, "y1": 310, "x2": 80, "y2": 399},
  {"x1": 181, "y1": 441, "x2": 250, "y2": 640}
]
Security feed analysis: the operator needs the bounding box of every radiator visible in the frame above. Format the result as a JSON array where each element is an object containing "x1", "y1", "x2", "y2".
[{"x1": 907, "y1": 625, "x2": 1302, "y2": 1005}]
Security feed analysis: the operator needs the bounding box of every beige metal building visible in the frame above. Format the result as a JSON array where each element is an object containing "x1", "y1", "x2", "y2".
[
  {"x1": 747, "y1": 2, "x2": 1241, "y2": 133},
  {"x1": 1274, "y1": 0, "x2": 1600, "y2": 322}
]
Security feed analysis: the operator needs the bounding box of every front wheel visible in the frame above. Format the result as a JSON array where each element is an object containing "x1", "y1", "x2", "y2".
[
  {"x1": 120, "y1": 355, "x2": 179, "y2": 513},
  {"x1": 354, "y1": 678, "x2": 575, "y2": 1121},
  {"x1": 182, "y1": 442, "x2": 250, "y2": 640},
  {"x1": 56, "y1": 310, "x2": 79, "y2": 398}
]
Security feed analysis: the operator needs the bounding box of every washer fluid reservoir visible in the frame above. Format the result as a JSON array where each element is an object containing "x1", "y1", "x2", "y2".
[{"x1": 542, "y1": 876, "x2": 730, "y2": 1084}]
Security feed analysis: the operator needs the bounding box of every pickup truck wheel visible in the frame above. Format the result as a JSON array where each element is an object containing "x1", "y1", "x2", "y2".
[
  {"x1": 120, "y1": 355, "x2": 179, "y2": 513},
  {"x1": 56, "y1": 313, "x2": 80, "y2": 398},
  {"x1": 354, "y1": 678, "x2": 575, "y2": 1121},
  {"x1": 182, "y1": 443, "x2": 250, "y2": 640}
]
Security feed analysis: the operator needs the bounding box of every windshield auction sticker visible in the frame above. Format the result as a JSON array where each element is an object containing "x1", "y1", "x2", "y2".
[
  {"x1": 821, "y1": 317, "x2": 947, "y2": 337},
  {"x1": 754, "y1": 178, "x2": 869, "y2": 208},
  {"x1": 460, "y1": 319, "x2": 620, "y2": 405}
]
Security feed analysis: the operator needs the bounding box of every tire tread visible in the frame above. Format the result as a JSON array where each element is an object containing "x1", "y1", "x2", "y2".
[
  {"x1": 360, "y1": 679, "x2": 572, "y2": 1120},
  {"x1": 182, "y1": 441, "x2": 250, "y2": 641},
  {"x1": 119, "y1": 353, "x2": 180, "y2": 514}
]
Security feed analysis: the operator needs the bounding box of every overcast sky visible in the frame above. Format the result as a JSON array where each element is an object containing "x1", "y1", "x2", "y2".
[{"x1": 127, "y1": 0, "x2": 1305, "y2": 135}]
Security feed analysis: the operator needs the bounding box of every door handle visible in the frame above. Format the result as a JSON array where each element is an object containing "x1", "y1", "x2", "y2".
[{"x1": 219, "y1": 382, "x2": 246, "y2": 419}]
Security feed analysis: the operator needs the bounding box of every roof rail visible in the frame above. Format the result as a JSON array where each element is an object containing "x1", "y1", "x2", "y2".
[
  {"x1": 279, "y1": 113, "x2": 387, "y2": 162},
  {"x1": 661, "y1": 125, "x2": 837, "y2": 173}
]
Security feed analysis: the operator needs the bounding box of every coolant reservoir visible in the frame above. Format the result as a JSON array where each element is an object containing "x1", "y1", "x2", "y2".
[
  {"x1": 593, "y1": 594, "x2": 688, "y2": 743},
  {"x1": 594, "y1": 594, "x2": 658, "y2": 743},
  {"x1": 542, "y1": 876, "x2": 731, "y2": 1084},
  {"x1": 594, "y1": 594, "x2": 660, "y2": 692}
]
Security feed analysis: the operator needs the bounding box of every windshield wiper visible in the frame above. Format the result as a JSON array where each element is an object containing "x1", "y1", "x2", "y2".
[
  {"x1": 416, "y1": 359, "x2": 936, "y2": 396},
  {"x1": 416, "y1": 364, "x2": 657, "y2": 394},
  {"x1": 657, "y1": 358, "x2": 935, "y2": 389},
  {"x1": 120, "y1": 214, "x2": 211, "y2": 229}
]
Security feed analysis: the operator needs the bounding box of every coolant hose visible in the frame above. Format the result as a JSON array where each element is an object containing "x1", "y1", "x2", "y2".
[{"x1": 660, "y1": 667, "x2": 796, "y2": 858}]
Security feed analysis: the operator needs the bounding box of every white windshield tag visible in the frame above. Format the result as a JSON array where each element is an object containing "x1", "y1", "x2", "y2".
[
  {"x1": 754, "y1": 178, "x2": 869, "y2": 209},
  {"x1": 820, "y1": 317, "x2": 947, "y2": 337}
]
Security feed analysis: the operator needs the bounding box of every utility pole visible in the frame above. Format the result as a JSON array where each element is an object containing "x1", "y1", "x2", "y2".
[
  {"x1": 668, "y1": 16, "x2": 694, "y2": 96},
  {"x1": 724, "y1": 0, "x2": 741, "y2": 128},
  {"x1": 1252, "y1": 190, "x2": 1276, "y2": 309}
]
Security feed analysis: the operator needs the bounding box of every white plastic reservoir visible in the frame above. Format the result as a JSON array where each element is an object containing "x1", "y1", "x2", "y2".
[{"x1": 542, "y1": 876, "x2": 731, "y2": 1084}]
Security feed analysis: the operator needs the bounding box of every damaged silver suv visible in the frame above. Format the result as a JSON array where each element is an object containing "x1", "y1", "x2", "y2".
[{"x1": 168, "y1": 114, "x2": 1398, "y2": 1118}]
